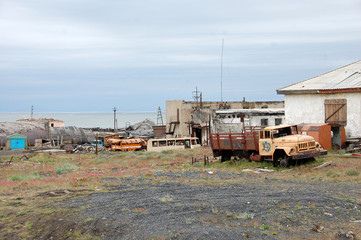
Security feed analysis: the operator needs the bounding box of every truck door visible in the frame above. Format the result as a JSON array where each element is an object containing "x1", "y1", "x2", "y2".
[{"x1": 259, "y1": 130, "x2": 272, "y2": 156}]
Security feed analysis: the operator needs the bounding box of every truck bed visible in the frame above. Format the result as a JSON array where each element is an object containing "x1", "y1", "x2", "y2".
[{"x1": 210, "y1": 131, "x2": 259, "y2": 153}]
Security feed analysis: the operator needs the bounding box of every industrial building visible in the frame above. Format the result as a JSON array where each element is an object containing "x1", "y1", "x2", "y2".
[
  {"x1": 166, "y1": 100, "x2": 284, "y2": 145},
  {"x1": 212, "y1": 108, "x2": 285, "y2": 133},
  {"x1": 277, "y1": 59, "x2": 361, "y2": 142}
]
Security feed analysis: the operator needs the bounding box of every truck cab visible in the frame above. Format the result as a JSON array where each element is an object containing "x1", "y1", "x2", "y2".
[{"x1": 259, "y1": 125, "x2": 323, "y2": 167}]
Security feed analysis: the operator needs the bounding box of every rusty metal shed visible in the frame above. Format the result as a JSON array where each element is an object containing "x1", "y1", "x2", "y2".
[{"x1": 297, "y1": 123, "x2": 346, "y2": 150}]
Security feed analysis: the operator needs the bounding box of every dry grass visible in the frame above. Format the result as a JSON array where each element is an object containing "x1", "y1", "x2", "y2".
[
  {"x1": 1, "y1": 148, "x2": 360, "y2": 198},
  {"x1": 0, "y1": 148, "x2": 209, "y2": 198},
  {"x1": 1, "y1": 147, "x2": 360, "y2": 239}
]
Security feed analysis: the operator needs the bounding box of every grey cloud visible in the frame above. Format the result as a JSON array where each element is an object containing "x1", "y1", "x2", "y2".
[{"x1": 0, "y1": 0, "x2": 360, "y2": 112}]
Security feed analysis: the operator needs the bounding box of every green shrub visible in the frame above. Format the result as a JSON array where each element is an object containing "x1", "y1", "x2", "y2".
[
  {"x1": 9, "y1": 172, "x2": 42, "y2": 181},
  {"x1": 326, "y1": 170, "x2": 340, "y2": 178},
  {"x1": 9, "y1": 175, "x2": 22, "y2": 181},
  {"x1": 160, "y1": 155, "x2": 173, "y2": 160},
  {"x1": 137, "y1": 153, "x2": 156, "y2": 160},
  {"x1": 54, "y1": 164, "x2": 78, "y2": 175},
  {"x1": 260, "y1": 224, "x2": 270, "y2": 230},
  {"x1": 235, "y1": 212, "x2": 254, "y2": 220},
  {"x1": 32, "y1": 153, "x2": 56, "y2": 163},
  {"x1": 346, "y1": 169, "x2": 360, "y2": 176},
  {"x1": 16, "y1": 211, "x2": 27, "y2": 216},
  {"x1": 84, "y1": 218, "x2": 93, "y2": 223},
  {"x1": 161, "y1": 150, "x2": 173, "y2": 154}
]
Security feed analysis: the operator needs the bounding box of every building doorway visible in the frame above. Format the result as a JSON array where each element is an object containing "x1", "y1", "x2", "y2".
[
  {"x1": 331, "y1": 126, "x2": 341, "y2": 149},
  {"x1": 192, "y1": 128, "x2": 202, "y2": 146}
]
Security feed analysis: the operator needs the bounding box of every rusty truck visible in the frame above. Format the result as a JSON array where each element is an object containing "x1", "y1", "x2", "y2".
[
  {"x1": 107, "y1": 138, "x2": 147, "y2": 152},
  {"x1": 210, "y1": 124, "x2": 327, "y2": 167}
]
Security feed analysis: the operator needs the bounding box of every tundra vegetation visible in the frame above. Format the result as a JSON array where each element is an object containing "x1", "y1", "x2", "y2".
[{"x1": 0, "y1": 148, "x2": 360, "y2": 239}]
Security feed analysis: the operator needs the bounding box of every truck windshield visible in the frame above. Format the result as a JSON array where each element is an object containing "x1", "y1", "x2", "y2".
[{"x1": 273, "y1": 127, "x2": 292, "y2": 138}]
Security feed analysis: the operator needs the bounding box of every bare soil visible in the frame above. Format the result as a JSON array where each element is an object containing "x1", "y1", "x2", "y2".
[{"x1": 30, "y1": 171, "x2": 361, "y2": 240}]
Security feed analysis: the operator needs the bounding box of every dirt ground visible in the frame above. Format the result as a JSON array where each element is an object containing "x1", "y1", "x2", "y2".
[
  {"x1": 33, "y1": 172, "x2": 361, "y2": 240},
  {"x1": 0, "y1": 149, "x2": 360, "y2": 239}
]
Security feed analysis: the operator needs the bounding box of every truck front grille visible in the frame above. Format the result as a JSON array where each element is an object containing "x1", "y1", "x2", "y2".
[{"x1": 298, "y1": 141, "x2": 316, "y2": 152}]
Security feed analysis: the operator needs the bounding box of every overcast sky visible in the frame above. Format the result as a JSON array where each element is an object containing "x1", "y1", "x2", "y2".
[{"x1": 0, "y1": 0, "x2": 360, "y2": 112}]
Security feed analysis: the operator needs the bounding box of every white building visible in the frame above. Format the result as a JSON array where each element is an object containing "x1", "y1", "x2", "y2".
[{"x1": 277, "y1": 60, "x2": 361, "y2": 140}]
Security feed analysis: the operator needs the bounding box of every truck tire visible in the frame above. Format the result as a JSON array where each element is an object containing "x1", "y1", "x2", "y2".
[
  {"x1": 273, "y1": 150, "x2": 287, "y2": 167},
  {"x1": 221, "y1": 151, "x2": 231, "y2": 162},
  {"x1": 280, "y1": 157, "x2": 290, "y2": 168}
]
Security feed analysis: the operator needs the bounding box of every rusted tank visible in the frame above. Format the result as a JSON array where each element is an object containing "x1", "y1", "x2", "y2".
[
  {"x1": 50, "y1": 126, "x2": 95, "y2": 145},
  {"x1": 107, "y1": 138, "x2": 147, "y2": 151}
]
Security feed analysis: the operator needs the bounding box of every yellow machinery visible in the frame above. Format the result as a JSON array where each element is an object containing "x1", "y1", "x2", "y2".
[{"x1": 107, "y1": 138, "x2": 147, "y2": 152}]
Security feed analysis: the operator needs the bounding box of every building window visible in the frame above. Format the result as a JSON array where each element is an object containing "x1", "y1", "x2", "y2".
[
  {"x1": 51, "y1": 123, "x2": 54, "y2": 127},
  {"x1": 275, "y1": 118, "x2": 282, "y2": 125},
  {"x1": 261, "y1": 119, "x2": 268, "y2": 126}
]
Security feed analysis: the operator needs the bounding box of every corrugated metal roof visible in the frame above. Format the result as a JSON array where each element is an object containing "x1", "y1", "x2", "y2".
[{"x1": 277, "y1": 60, "x2": 361, "y2": 94}]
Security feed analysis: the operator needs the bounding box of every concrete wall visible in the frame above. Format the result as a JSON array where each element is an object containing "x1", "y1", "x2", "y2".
[
  {"x1": 284, "y1": 92, "x2": 361, "y2": 139},
  {"x1": 166, "y1": 100, "x2": 193, "y2": 137}
]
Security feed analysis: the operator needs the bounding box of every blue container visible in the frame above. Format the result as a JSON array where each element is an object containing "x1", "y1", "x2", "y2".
[{"x1": 7, "y1": 134, "x2": 27, "y2": 150}]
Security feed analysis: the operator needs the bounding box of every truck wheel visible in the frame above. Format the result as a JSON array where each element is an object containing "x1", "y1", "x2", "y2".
[
  {"x1": 280, "y1": 158, "x2": 289, "y2": 168},
  {"x1": 221, "y1": 152, "x2": 231, "y2": 162},
  {"x1": 247, "y1": 152, "x2": 252, "y2": 162}
]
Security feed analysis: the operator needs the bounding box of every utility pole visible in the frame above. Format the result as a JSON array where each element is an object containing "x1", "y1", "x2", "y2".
[
  {"x1": 95, "y1": 134, "x2": 98, "y2": 155},
  {"x1": 113, "y1": 107, "x2": 117, "y2": 132},
  {"x1": 31, "y1": 105, "x2": 34, "y2": 120}
]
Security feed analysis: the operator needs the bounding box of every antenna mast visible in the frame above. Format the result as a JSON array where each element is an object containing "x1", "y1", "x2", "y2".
[
  {"x1": 157, "y1": 107, "x2": 164, "y2": 126},
  {"x1": 193, "y1": 86, "x2": 202, "y2": 109},
  {"x1": 221, "y1": 39, "x2": 224, "y2": 102}
]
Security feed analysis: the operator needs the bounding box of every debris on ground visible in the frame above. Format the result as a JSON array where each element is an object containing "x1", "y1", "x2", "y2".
[
  {"x1": 71, "y1": 144, "x2": 100, "y2": 154},
  {"x1": 1, "y1": 156, "x2": 14, "y2": 165},
  {"x1": 312, "y1": 224, "x2": 324, "y2": 232},
  {"x1": 242, "y1": 168, "x2": 274, "y2": 174},
  {"x1": 346, "y1": 145, "x2": 361, "y2": 153},
  {"x1": 20, "y1": 155, "x2": 29, "y2": 161},
  {"x1": 125, "y1": 119, "x2": 155, "y2": 138},
  {"x1": 255, "y1": 167, "x2": 274, "y2": 173},
  {"x1": 34, "y1": 149, "x2": 66, "y2": 153},
  {"x1": 350, "y1": 220, "x2": 361, "y2": 223},
  {"x1": 335, "y1": 230, "x2": 356, "y2": 239},
  {"x1": 312, "y1": 161, "x2": 332, "y2": 170}
]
